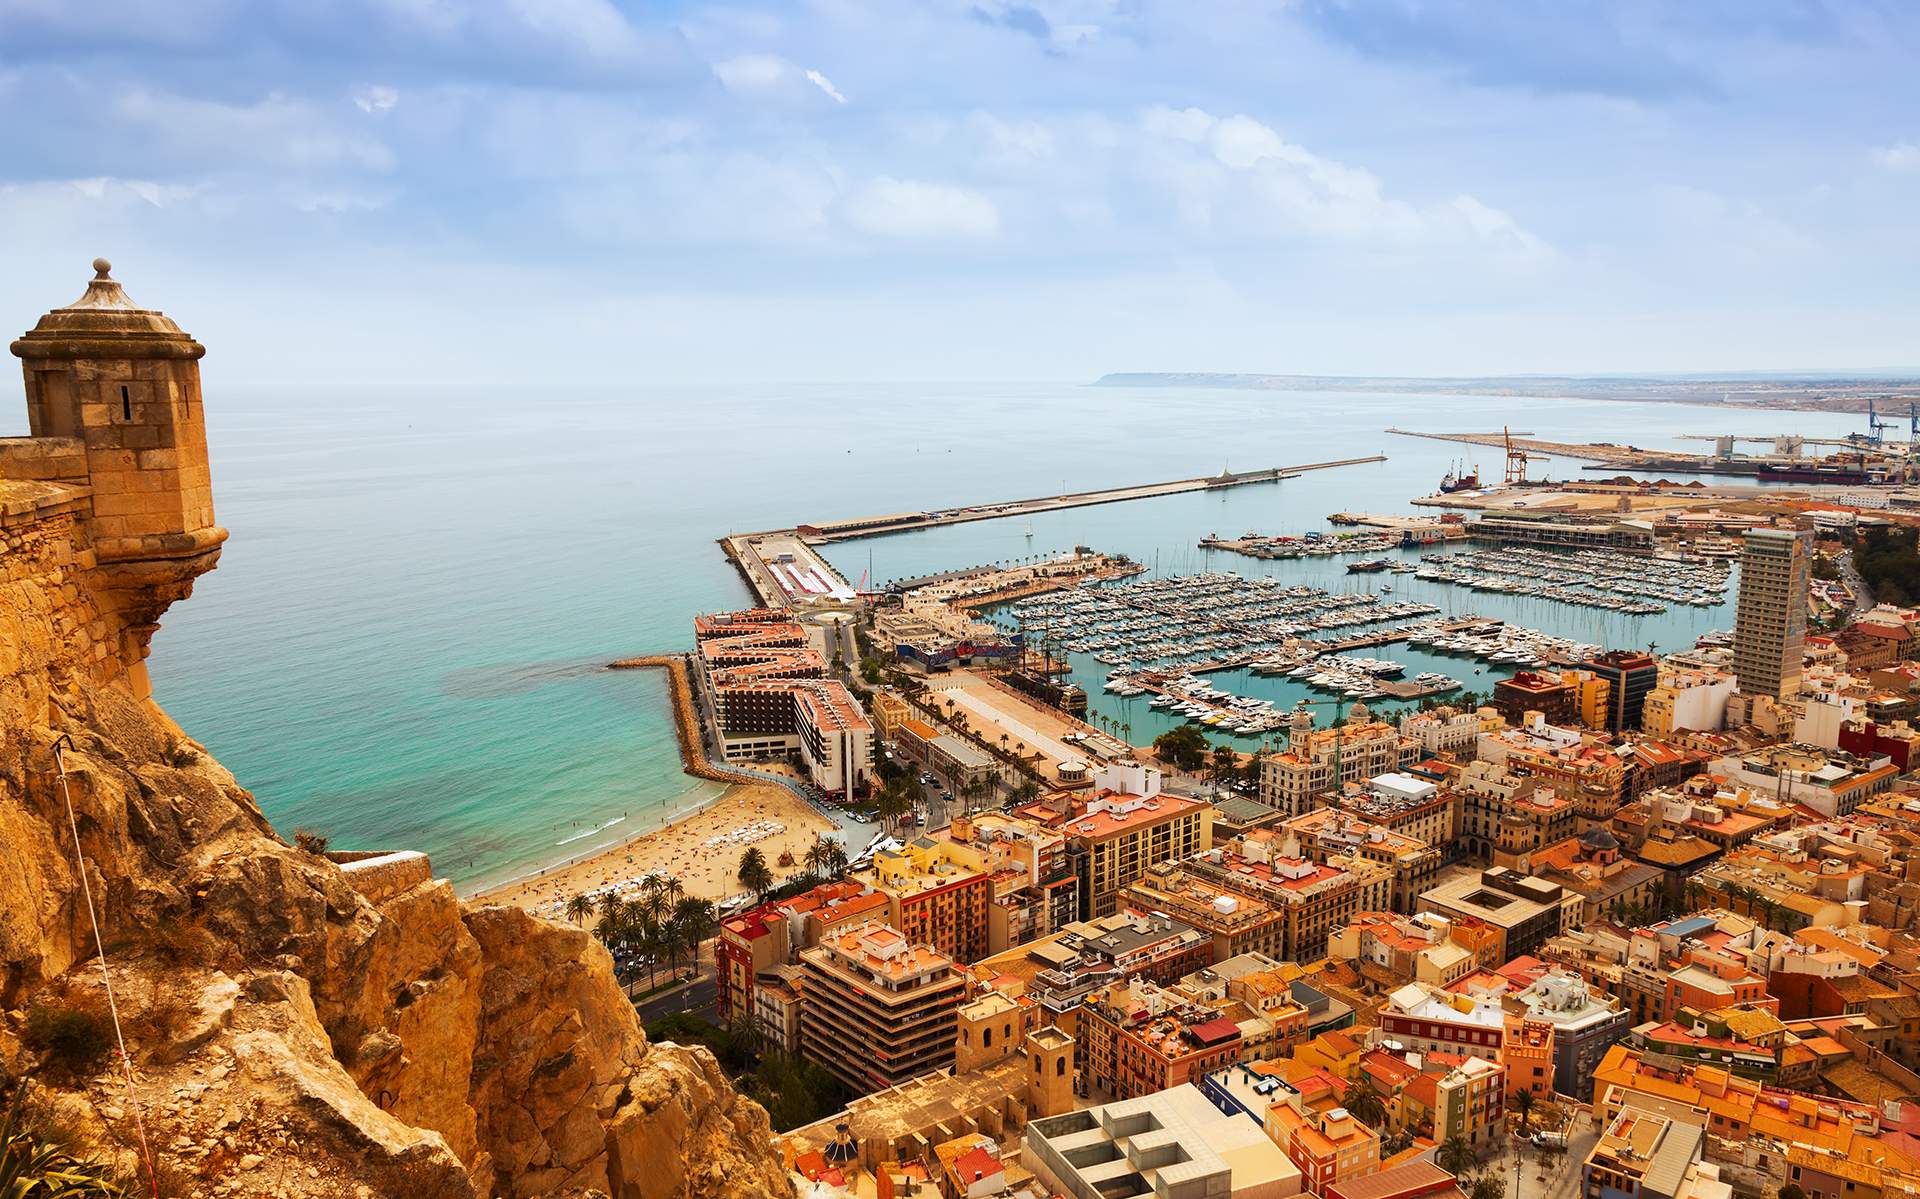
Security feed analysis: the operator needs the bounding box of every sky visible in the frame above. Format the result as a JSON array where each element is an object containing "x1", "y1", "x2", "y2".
[{"x1": 1, "y1": 0, "x2": 1917, "y2": 384}]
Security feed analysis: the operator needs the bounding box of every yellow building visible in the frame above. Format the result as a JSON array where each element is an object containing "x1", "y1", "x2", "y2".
[{"x1": 852, "y1": 836, "x2": 993, "y2": 964}]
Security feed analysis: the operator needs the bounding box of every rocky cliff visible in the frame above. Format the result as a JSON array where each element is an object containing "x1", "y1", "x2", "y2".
[{"x1": 0, "y1": 272, "x2": 794, "y2": 1199}]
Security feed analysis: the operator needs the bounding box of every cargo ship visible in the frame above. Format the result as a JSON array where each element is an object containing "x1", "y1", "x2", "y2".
[
  {"x1": 1755, "y1": 461, "x2": 1872, "y2": 484},
  {"x1": 1439, "y1": 460, "x2": 1481, "y2": 493},
  {"x1": 1345, "y1": 558, "x2": 1392, "y2": 573}
]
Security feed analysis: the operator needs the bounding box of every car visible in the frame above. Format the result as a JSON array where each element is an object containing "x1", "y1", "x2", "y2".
[
  {"x1": 939, "y1": 791, "x2": 953, "y2": 802},
  {"x1": 1530, "y1": 1131, "x2": 1568, "y2": 1149}
]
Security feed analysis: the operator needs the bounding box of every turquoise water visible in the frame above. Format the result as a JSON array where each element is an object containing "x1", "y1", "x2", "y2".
[{"x1": 102, "y1": 383, "x2": 1869, "y2": 892}]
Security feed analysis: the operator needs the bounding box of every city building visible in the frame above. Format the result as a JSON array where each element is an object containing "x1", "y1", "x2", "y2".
[
  {"x1": 1733, "y1": 527, "x2": 1812, "y2": 700},
  {"x1": 1124, "y1": 863, "x2": 1290, "y2": 963},
  {"x1": 1706, "y1": 743, "x2": 1898, "y2": 818},
  {"x1": 1643, "y1": 666, "x2": 1737, "y2": 737},
  {"x1": 1025, "y1": 1086, "x2": 1305, "y2": 1199},
  {"x1": 1398, "y1": 706, "x2": 1503, "y2": 759},
  {"x1": 1044, "y1": 761, "x2": 1213, "y2": 918},
  {"x1": 1449, "y1": 759, "x2": 1576, "y2": 864},
  {"x1": 928, "y1": 812, "x2": 1080, "y2": 955},
  {"x1": 1418, "y1": 868, "x2": 1582, "y2": 962},
  {"x1": 1331, "y1": 774, "x2": 1457, "y2": 858},
  {"x1": 1379, "y1": 980, "x2": 1506, "y2": 1066},
  {"x1": 715, "y1": 879, "x2": 892, "y2": 1022},
  {"x1": 691, "y1": 608, "x2": 875, "y2": 799},
  {"x1": 1401, "y1": 1055, "x2": 1505, "y2": 1155},
  {"x1": 1478, "y1": 715, "x2": 1630, "y2": 827},
  {"x1": 1267, "y1": 1100, "x2": 1382, "y2": 1196},
  {"x1": 1493, "y1": 669, "x2": 1608, "y2": 730},
  {"x1": 1468, "y1": 513, "x2": 1655, "y2": 551},
  {"x1": 852, "y1": 835, "x2": 994, "y2": 964},
  {"x1": 1584, "y1": 651, "x2": 1660, "y2": 733},
  {"x1": 1020, "y1": 913, "x2": 1215, "y2": 1021},
  {"x1": 1526, "y1": 827, "x2": 1666, "y2": 923},
  {"x1": 1512, "y1": 970, "x2": 1636, "y2": 1092},
  {"x1": 1282, "y1": 807, "x2": 1443, "y2": 916},
  {"x1": 797, "y1": 921, "x2": 968, "y2": 1093},
  {"x1": 891, "y1": 716, "x2": 998, "y2": 791},
  {"x1": 1261, "y1": 708, "x2": 1422, "y2": 816},
  {"x1": 1581, "y1": 1104, "x2": 1707, "y2": 1199},
  {"x1": 1076, "y1": 977, "x2": 1247, "y2": 1101},
  {"x1": 1179, "y1": 833, "x2": 1394, "y2": 964},
  {"x1": 1327, "y1": 911, "x2": 1478, "y2": 994}
]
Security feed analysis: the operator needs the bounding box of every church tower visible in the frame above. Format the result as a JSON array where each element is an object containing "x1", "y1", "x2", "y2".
[
  {"x1": 1024, "y1": 1026, "x2": 1076, "y2": 1118},
  {"x1": 10, "y1": 259, "x2": 225, "y2": 698}
]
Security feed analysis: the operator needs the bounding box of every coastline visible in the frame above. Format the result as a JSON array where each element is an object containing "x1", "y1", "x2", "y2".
[{"x1": 475, "y1": 778, "x2": 834, "y2": 916}]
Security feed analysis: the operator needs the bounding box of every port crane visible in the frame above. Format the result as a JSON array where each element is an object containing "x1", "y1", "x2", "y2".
[
  {"x1": 1502, "y1": 426, "x2": 1531, "y2": 485},
  {"x1": 1868, "y1": 397, "x2": 1895, "y2": 446}
]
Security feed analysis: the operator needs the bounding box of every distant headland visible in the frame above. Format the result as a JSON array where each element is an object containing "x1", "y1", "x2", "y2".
[{"x1": 1093, "y1": 371, "x2": 1920, "y2": 415}]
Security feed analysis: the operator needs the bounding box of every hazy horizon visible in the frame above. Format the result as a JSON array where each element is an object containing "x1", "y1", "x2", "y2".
[{"x1": 4, "y1": 2, "x2": 1918, "y2": 386}]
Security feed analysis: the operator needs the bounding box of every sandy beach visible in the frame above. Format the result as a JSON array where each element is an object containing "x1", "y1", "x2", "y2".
[{"x1": 477, "y1": 780, "x2": 836, "y2": 918}]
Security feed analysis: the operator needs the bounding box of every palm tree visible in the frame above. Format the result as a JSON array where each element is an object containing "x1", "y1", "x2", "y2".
[
  {"x1": 566, "y1": 893, "x2": 593, "y2": 927},
  {"x1": 874, "y1": 781, "x2": 912, "y2": 835},
  {"x1": 624, "y1": 897, "x2": 661, "y2": 992},
  {"x1": 1436, "y1": 1135, "x2": 1477, "y2": 1177},
  {"x1": 666, "y1": 896, "x2": 716, "y2": 979},
  {"x1": 804, "y1": 834, "x2": 848, "y2": 882},
  {"x1": 1342, "y1": 1078, "x2": 1386, "y2": 1127},
  {"x1": 737, "y1": 847, "x2": 774, "y2": 901},
  {"x1": 1512, "y1": 1089, "x2": 1537, "y2": 1133}
]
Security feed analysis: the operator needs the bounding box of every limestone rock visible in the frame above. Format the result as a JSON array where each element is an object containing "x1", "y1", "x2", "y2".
[{"x1": 0, "y1": 463, "x2": 790, "y2": 1197}]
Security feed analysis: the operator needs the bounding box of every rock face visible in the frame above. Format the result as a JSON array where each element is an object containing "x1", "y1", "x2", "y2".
[{"x1": 0, "y1": 266, "x2": 794, "y2": 1199}]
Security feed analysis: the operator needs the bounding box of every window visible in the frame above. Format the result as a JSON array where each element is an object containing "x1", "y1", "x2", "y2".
[{"x1": 120, "y1": 385, "x2": 131, "y2": 420}]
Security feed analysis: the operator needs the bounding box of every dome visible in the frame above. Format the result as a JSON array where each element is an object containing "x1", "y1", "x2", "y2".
[
  {"x1": 11, "y1": 258, "x2": 203, "y2": 362},
  {"x1": 1579, "y1": 825, "x2": 1621, "y2": 852}
]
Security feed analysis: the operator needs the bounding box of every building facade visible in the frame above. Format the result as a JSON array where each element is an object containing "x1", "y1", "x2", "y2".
[{"x1": 1733, "y1": 527, "x2": 1812, "y2": 700}]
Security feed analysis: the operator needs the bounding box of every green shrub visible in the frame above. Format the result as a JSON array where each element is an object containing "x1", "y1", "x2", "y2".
[{"x1": 22, "y1": 1004, "x2": 113, "y2": 1081}]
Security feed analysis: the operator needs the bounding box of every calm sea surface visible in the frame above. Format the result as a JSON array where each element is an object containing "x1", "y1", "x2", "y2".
[{"x1": 92, "y1": 383, "x2": 1869, "y2": 892}]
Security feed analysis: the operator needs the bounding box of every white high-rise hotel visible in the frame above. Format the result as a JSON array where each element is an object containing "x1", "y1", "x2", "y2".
[{"x1": 1733, "y1": 526, "x2": 1812, "y2": 699}]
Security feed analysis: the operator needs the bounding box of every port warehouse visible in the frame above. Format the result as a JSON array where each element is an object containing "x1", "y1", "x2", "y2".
[{"x1": 1465, "y1": 513, "x2": 1656, "y2": 552}]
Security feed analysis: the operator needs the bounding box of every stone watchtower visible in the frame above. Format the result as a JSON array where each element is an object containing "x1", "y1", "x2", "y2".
[{"x1": 7, "y1": 259, "x2": 225, "y2": 699}]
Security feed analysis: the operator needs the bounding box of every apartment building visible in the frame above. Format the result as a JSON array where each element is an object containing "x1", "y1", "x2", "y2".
[
  {"x1": 691, "y1": 608, "x2": 875, "y2": 799},
  {"x1": 1419, "y1": 867, "x2": 1582, "y2": 961},
  {"x1": 852, "y1": 835, "x2": 994, "y2": 964},
  {"x1": 1051, "y1": 771, "x2": 1213, "y2": 918},
  {"x1": 1584, "y1": 650, "x2": 1661, "y2": 732},
  {"x1": 1331, "y1": 773, "x2": 1458, "y2": 855},
  {"x1": 1733, "y1": 527, "x2": 1812, "y2": 700},
  {"x1": 1398, "y1": 705, "x2": 1503, "y2": 758},
  {"x1": 1123, "y1": 863, "x2": 1290, "y2": 962},
  {"x1": 1327, "y1": 911, "x2": 1478, "y2": 993},
  {"x1": 1022, "y1": 913, "x2": 1215, "y2": 1021},
  {"x1": 1643, "y1": 666, "x2": 1736, "y2": 737},
  {"x1": 927, "y1": 812, "x2": 1080, "y2": 954},
  {"x1": 1268, "y1": 1101, "x2": 1381, "y2": 1196},
  {"x1": 1261, "y1": 709, "x2": 1422, "y2": 816},
  {"x1": 1449, "y1": 758, "x2": 1576, "y2": 864},
  {"x1": 1180, "y1": 834, "x2": 1393, "y2": 964},
  {"x1": 1282, "y1": 807, "x2": 1444, "y2": 916},
  {"x1": 1478, "y1": 715, "x2": 1629, "y2": 827},
  {"x1": 797, "y1": 921, "x2": 968, "y2": 1093}
]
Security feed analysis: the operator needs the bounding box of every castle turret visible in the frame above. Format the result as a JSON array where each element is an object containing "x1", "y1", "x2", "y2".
[{"x1": 9, "y1": 258, "x2": 225, "y2": 698}]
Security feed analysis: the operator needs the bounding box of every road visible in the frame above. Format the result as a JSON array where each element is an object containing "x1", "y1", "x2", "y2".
[
  {"x1": 1836, "y1": 550, "x2": 1874, "y2": 621},
  {"x1": 635, "y1": 968, "x2": 718, "y2": 1023}
]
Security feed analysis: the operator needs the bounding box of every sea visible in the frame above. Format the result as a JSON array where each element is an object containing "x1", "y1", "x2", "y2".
[{"x1": 59, "y1": 382, "x2": 1873, "y2": 894}]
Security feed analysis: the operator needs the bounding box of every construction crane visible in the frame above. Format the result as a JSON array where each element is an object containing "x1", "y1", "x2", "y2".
[
  {"x1": 1503, "y1": 425, "x2": 1531, "y2": 486},
  {"x1": 1910, "y1": 401, "x2": 1917, "y2": 444}
]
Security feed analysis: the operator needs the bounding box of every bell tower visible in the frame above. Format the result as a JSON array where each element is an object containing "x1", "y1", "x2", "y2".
[{"x1": 10, "y1": 258, "x2": 226, "y2": 698}]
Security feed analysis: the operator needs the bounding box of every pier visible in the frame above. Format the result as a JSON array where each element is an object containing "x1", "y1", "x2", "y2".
[{"x1": 788, "y1": 455, "x2": 1389, "y2": 544}]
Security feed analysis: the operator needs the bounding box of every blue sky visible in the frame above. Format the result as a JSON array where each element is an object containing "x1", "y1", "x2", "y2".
[{"x1": 2, "y1": 0, "x2": 1917, "y2": 384}]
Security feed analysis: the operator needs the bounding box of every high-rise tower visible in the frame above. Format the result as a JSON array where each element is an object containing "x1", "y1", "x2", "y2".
[
  {"x1": 1732, "y1": 526, "x2": 1810, "y2": 700},
  {"x1": 9, "y1": 259, "x2": 225, "y2": 698}
]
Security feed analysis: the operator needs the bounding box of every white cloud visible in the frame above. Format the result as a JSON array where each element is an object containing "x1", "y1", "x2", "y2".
[
  {"x1": 352, "y1": 84, "x2": 400, "y2": 114},
  {"x1": 712, "y1": 54, "x2": 849, "y2": 105},
  {"x1": 842, "y1": 177, "x2": 999, "y2": 239},
  {"x1": 805, "y1": 68, "x2": 848, "y2": 105},
  {"x1": 1872, "y1": 141, "x2": 1919, "y2": 172},
  {"x1": 1135, "y1": 105, "x2": 1547, "y2": 259}
]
